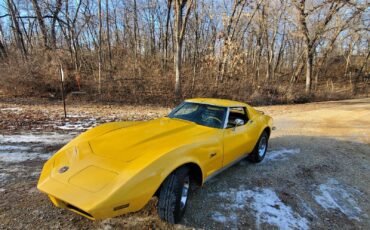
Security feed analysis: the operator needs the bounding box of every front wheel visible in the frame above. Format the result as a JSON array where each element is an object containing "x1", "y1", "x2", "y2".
[
  {"x1": 248, "y1": 131, "x2": 269, "y2": 163},
  {"x1": 157, "y1": 167, "x2": 190, "y2": 224}
]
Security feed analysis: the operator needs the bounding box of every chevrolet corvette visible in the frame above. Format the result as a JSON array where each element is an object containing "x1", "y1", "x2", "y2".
[{"x1": 37, "y1": 98, "x2": 273, "y2": 223}]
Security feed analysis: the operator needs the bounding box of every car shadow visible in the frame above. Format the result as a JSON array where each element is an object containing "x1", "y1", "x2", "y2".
[{"x1": 180, "y1": 135, "x2": 370, "y2": 229}]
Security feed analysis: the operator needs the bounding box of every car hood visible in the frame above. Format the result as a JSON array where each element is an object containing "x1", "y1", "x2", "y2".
[
  {"x1": 88, "y1": 117, "x2": 213, "y2": 163},
  {"x1": 39, "y1": 117, "x2": 214, "y2": 197}
]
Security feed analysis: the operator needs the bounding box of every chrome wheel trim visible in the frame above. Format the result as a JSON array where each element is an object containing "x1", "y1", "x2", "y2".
[
  {"x1": 258, "y1": 136, "x2": 267, "y2": 158},
  {"x1": 180, "y1": 176, "x2": 190, "y2": 210}
]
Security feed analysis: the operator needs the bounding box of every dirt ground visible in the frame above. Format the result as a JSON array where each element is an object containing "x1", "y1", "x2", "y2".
[{"x1": 0, "y1": 98, "x2": 369, "y2": 229}]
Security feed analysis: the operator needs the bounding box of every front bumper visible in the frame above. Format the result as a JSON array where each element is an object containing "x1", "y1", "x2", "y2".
[
  {"x1": 38, "y1": 177, "x2": 133, "y2": 220},
  {"x1": 38, "y1": 177, "x2": 100, "y2": 219}
]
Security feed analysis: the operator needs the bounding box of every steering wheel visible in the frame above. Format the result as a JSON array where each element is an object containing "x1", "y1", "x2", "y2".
[{"x1": 204, "y1": 116, "x2": 222, "y2": 125}]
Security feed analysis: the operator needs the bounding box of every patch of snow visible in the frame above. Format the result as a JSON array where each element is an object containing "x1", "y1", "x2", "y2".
[
  {"x1": 32, "y1": 146, "x2": 45, "y2": 152},
  {"x1": 54, "y1": 118, "x2": 98, "y2": 131},
  {"x1": 299, "y1": 197, "x2": 317, "y2": 219},
  {"x1": 56, "y1": 122, "x2": 92, "y2": 130},
  {"x1": 0, "y1": 152, "x2": 51, "y2": 163},
  {"x1": 0, "y1": 145, "x2": 29, "y2": 151},
  {"x1": 211, "y1": 187, "x2": 309, "y2": 229},
  {"x1": 67, "y1": 114, "x2": 85, "y2": 118},
  {"x1": 0, "y1": 132, "x2": 74, "y2": 163},
  {"x1": 313, "y1": 178, "x2": 367, "y2": 221},
  {"x1": 0, "y1": 173, "x2": 10, "y2": 182},
  {"x1": 211, "y1": 211, "x2": 237, "y2": 224},
  {"x1": 0, "y1": 107, "x2": 23, "y2": 112},
  {"x1": 266, "y1": 148, "x2": 301, "y2": 161},
  {"x1": 211, "y1": 211, "x2": 228, "y2": 223},
  {"x1": 0, "y1": 188, "x2": 5, "y2": 192},
  {"x1": 2, "y1": 166, "x2": 25, "y2": 173},
  {"x1": 0, "y1": 133, "x2": 74, "y2": 144}
]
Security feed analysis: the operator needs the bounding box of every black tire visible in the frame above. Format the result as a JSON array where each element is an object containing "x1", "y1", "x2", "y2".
[
  {"x1": 157, "y1": 167, "x2": 190, "y2": 224},
  {"x1": 248, "y1": 131, "x2": 269, "y2": 163}
]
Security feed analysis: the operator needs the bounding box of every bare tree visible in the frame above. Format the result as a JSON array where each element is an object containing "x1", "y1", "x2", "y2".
[
  {"x1": 0, "y1": 21, "x2": 7, "y2": 58},
  {"x1": 173, "y1": 0, "x2": 193, "y2": 98},
  {"x1": 50, "y1": 0, "x2": 62, "y2": 49},
  {"x1": 218, "y1": 0, "x2": 247, "y2": 84},
  {"x1": 293, "y1": 0, "x2": 346, "y2": 93},
  {"x1": 164, "y1": 0, "x2": 173, "y2": 69},
  {"x1": 0, "y1": 0, "x2": 367, "y2": 103},
  {"x1": 98, "y1": 0, "x2": 103, "y2": 95},
  {"x1": 7, "y1": 0, "x2": 27, "y2": 58},
  {"x1": 106, "y1": 0, "x2": 113, "y2": 79},
  {"x1": 31, "y1": 0, "x2": 48, "y2": 48}
]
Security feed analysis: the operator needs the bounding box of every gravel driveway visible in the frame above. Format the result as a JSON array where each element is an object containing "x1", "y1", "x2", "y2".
[{"x1": 0, "y1": 98, "x2": 369, "y2": 229}]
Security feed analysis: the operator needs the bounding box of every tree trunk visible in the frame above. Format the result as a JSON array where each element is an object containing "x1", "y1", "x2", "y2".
[
  {"x1": 273, "y1": 26, "x2": 285, "y2": 75},
  {"x1": 98, "y1": 0, "x2": 103, "y2": 95},
  {"x1": 165, "y1": 0, "x2": 172, "y2": 70},
  {"x1": 306, "y1": 51, "x2": 313, "y2": 93},
  {"x1": 191, "y1": 1, "x2": 199, "y2": 96},
  {"x1": 133, "y1": 0, "x2": 139, "y2": 76},
  {"x1": 106, "y1": 0, "x2": 113, "y2": 80},
  {"x1": 173, "y1": 0, "x2": 193, "y2": 99},
  {"x1": 174, "y1": 1, "x2": 182, "y2": 98},
  {"x1": 31, "y1": 0, "x2": 48, "y2": 48},
  {"x1": 219, "y1": 0, "x2": 246, "y2": 83},
  {"x1": 7, "y1": 0, "x2": 27, "y2": 58},
  {"x1": 174, "y1": 39, "x2": 182, "y2": 97},
  {"x1": 294, "y1": 0, "x2": 312, "y2": 93},
  {"x1": 50, "y1": 0, "x2": 62, "y2": 49},
  {"x1": 0, "y1": 22, "x2": 8, "y2": 58},
  {"x1": 0, "y1": 40, "x2": 7, "y2": 58}
]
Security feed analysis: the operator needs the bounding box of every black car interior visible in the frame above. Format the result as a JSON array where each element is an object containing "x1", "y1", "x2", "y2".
[{"x1": 227, "y1": 107, "x2": 249, "y2": 128}]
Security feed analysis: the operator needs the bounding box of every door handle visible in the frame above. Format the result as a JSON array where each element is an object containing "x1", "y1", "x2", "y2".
[{"x1": 210, "y1": 152, "x2": 217, "y2": 158}]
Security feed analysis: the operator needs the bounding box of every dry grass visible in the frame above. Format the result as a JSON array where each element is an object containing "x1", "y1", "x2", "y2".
[{"x1": 0, "y1": 49, "x2": 368, "y2": 106}]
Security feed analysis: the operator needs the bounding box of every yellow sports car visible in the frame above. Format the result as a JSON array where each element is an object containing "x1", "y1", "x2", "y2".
[{"x1": 37, "y1": 98, "x2": 273, "y2": 223}]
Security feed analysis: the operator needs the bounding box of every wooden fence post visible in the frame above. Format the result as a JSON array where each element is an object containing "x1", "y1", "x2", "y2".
[{"x1": 60, "y1": 65, "x2": 67, "y2": 118}]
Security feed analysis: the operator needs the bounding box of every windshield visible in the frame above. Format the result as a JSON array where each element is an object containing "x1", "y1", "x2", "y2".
[{"x1": 168, "y1": 102, "x2": 227, "y2": 129}]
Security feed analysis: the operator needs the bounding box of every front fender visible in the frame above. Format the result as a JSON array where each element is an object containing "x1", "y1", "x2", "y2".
[{"x1": 91, "y1": 145, "x2": 206, "y2": 219}]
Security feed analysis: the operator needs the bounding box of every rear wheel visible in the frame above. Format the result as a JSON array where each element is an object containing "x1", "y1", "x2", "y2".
[
  {"x1": 248, "y1": 131, "x2": 269, "y2": 163},
  {"x1": 157, "y1": 167, "x2": 190, "y2": 224}
]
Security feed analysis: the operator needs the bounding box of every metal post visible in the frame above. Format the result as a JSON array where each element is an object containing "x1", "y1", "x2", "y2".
[{"x1": 60, "y1": 65, "x2": 67, "y2": 118}]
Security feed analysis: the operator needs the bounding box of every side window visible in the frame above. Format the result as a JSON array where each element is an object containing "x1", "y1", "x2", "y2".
[{"x1": 227, "y1": 107, "x2": 249, "y2": 128}]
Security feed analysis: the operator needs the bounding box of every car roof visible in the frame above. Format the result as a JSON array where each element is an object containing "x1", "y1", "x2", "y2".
[{"x1": 185, "y1": 98, "x2": 248, "y2": 107}]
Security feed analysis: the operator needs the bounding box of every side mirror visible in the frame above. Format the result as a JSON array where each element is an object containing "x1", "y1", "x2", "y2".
[{"x1": 233, "y1": 119, "x2": 244, "y2": 130}]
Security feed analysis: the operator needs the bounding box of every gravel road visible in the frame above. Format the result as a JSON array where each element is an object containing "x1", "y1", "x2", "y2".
[{"x1": 0, "y1": 98, "x2": 369, "y2": 229}]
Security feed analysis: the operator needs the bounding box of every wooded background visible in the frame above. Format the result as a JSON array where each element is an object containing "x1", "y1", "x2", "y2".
[{"x1": 0, "y1": 0, "x2": 369, "y2": 105}]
